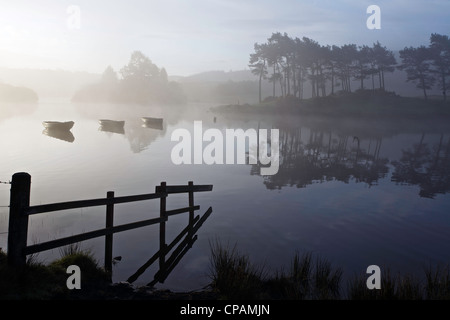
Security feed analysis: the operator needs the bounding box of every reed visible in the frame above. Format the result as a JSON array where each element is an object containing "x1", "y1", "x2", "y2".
[
  {"x1": 209, "y1": 243, "x2": 343, "y2": 300},
  {"x1": 424, "y1": 264, "x2": 450, "y2": 299},
  {"x1": 208, "y1": 240, "x2": 268, "y2": 299},
  {"x1": 347, "y1": 269, "x2": 423, "y2": 300}
]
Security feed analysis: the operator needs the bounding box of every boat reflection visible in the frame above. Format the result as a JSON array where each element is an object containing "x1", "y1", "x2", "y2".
[
  {"x1": 142, "y1": 122, "x2": 163, "y2": 130},
  {"x1": 98, "y1": 119, "x2": 125, "y2": 135},
  {"x1": 42, "y1": 128, "x2": 75, "y2": 143}
]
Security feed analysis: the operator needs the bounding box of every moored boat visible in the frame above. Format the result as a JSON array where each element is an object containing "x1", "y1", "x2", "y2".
[
  {"x1": 98, "y1": 119, "x2": 125, "y2": 127},
  {"x1": 141, "y1": 117, "x2": 163, "y2": 130},
  {"x1": 42, "y1": 121, "x2": 74, "y2": 130},
  {"x1": 141, "y1": 117, "x2": 163, "y2": 125}
]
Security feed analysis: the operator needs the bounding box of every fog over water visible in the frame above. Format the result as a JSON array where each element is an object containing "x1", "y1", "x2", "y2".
[{"x1": 0, "y1": 98, "x2": 449, "y2": 291}]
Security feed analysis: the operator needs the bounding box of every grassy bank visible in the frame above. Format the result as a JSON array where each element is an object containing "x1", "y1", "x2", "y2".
[
  {"x1": 2, "y1": 242, "x2": 450, "y2": 300},
  {"x1": 0, "y1": 246, "x2": 216, "y2": 300},
  {"x1": 213, "y1": 90, "x2": 450, "y2": 120},
  {"x1": 0, "y1": 246, "x2": 111, "y2": 299},
  {"x1": 208, "y1": 241, "x2": 450, "y2": 300}
]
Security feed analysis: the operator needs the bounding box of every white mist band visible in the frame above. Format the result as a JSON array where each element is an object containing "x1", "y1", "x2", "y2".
[{"x1": 170, "y1": 121, "x2": 279, "y2": 175}]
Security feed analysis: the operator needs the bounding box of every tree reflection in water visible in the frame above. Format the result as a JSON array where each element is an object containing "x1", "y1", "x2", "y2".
[
  {"x1": 392, "y1": 133, "x2": 450, "y2": 199},
  {"x1": 251, "y1": 127, "x2": 389, "y2": 190},
  {"x1": 252, "y1": 126, "x2": 450, "y2": 199}
]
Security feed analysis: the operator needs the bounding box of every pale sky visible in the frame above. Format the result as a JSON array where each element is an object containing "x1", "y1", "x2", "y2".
[{"x1": 0, "y1": 0, "x2": 448, "y2": 76}]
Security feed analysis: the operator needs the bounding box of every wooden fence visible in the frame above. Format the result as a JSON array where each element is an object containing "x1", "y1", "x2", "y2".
[{"x1": 7, "y1": 172, "x2": 213, "y2": 284}]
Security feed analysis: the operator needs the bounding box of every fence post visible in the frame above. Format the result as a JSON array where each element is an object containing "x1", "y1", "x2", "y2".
[
  {"x1": 105, "y1": 191, "x2": 114, "y2": 274},
  {"x1": 159, "y1": 182, "x2": 167, "y2": 278},
  {"x1": 188, "y1": 181, "x2": 194, "y2": 223},
  {"x1": 7, "y1": 172, "x2": 31, "y2": 267},
  {"x1": 188, "y1": 181, "x2": 195, "y2": 239}
]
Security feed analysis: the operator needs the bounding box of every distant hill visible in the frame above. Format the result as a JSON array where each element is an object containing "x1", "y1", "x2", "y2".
[
  {"x1": 0, "y1": 60, "x2": 443, "y2": 104},
  {"x1": 0, "y1": 67, "x2": 100, "y2": 99},
  {"x1": 172, "y1": 70, "x2": 256, "y2": 83},
  {"x1": 170, "y1": 70, "x2": 261, "y2": 104},
  {"x1": 0, "y1": 83, "x2": 38, "y2": 103},
  {"x1": 169, "y1": 66, "x2": 442, "y2": 105}
]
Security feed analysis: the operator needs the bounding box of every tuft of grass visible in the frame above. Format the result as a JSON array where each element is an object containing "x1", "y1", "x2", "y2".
[
  {"x1": 347, "y1": 268, "x2": 423, "y2": 300},
  {"x1": 269, "y1": 251, "x2": 343, "y2": 300},
  {"x1": 208, "y1": 242, "x2": 450, "y2": 300},
  {"x1": 58, "y1": 242, "x2": 84, "y2": 257},
  {"x1": 209, "y1": 243, "x2": 343, "y2": 300},
  {"x1": 0, "y1": 248, "x2": 68, "y2": 299},
  {"x1": 312, "y1": 255, "x2": 343, "y2": 299},
  {"x1": 424, "y1": 264, "x2": 450, "y2": 299},
  {"x1": 270, "y1": 252, "x2": 314, "y2": 299},
  {"x1": 208, "y1": 240, "x2": 267, "y2": 299},
  {"x1": 0, "y1": 246, "x2": 111, "y2": 299}
]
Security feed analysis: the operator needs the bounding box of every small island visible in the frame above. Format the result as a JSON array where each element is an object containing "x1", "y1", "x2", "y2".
[
  {"x1": 214, "y1": 32, "x2": 450, "y2": 120},
  {"x1": 214, "y1": 90, "x2": 450, "y2": 120},
  {"x1": 71, "y1": 51, "x2": 186, "y2": 105}
]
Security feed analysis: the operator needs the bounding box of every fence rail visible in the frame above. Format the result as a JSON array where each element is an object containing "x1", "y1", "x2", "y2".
[
  {"x1": 26, "y1": 192, "x2": 166, "y2": 215},
  {"x1": 24, "y1": 216, "x2": 168, "y2": 255},
  {"x1": 6, "y1": 172, "x2": 213, "y2": 283}
]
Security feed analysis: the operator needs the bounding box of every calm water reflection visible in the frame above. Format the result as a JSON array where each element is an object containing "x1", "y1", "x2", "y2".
[
  {"x1": 252, "y1": 126, "x2": 450, "y2": 199},
  {"x1": 0, "y1": 100, "x2": 450, "y2": 291}
]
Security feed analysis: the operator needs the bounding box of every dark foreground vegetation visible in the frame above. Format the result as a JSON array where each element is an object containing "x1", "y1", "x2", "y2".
[
  {"x1": 1, "y1": 242, "x2": 450, "y2": 300},
  {"x1": 208, "y1": 241, "x2": 450, "y2": 300},
  {"x1": 0, "y1": 247, "x2": 111, "y2": 299},
  {"x1": 0, "y1": 246, "x2": 216, "y2": 300}
]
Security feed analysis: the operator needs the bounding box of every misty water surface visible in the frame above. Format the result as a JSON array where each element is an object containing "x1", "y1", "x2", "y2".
[{"x1": 1, "y1": 100, "x2": 450, "y2": 291}]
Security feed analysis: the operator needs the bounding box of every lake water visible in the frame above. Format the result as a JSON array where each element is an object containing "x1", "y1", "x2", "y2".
[{"x1": 1, "y1": 99, "x2": 450, "y2": 292}]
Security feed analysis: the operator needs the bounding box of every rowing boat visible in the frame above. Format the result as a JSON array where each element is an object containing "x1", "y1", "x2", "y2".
[
  {"x1": 42, "y1": 121, "x2": 74, "y2": 130},
  {"x1": 141, "y1": 117, "x2": 163, "y2": 125},
  {"x1": 98, "y1": 119, "x2": 125, "y2": 127}
]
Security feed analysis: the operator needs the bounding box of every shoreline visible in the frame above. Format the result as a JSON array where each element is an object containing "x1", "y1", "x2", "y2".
[
  {"x1": 2, "y1": 246, "x2": 450, "y2": 300},
  {"x1": 212, "y1": 91, "x2": 450, "y2": 120}
]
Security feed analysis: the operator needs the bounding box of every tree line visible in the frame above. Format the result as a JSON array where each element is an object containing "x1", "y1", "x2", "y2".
[{"x1": 249, "y1": 32, "x2": 450, "y2": 102}]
